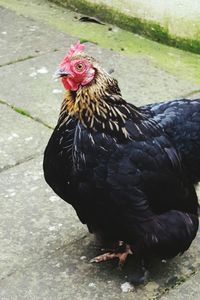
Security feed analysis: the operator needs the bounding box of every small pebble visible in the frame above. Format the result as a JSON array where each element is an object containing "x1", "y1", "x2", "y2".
[
  {"x1": 120, "y1": 282, "x2": 135, "y2": 293},
  {"x1": 80, "y1": 256, "x2": 87, "y2": 260}
]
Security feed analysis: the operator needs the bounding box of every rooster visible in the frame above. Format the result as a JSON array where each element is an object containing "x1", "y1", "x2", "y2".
[{"x1": 43, "y1": 42, "x2": 199, "y2": 273}]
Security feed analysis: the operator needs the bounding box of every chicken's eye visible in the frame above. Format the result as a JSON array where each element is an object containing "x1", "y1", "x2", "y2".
[{"x1": 75, "y1": 62, "x2": 84, "y2": 72}]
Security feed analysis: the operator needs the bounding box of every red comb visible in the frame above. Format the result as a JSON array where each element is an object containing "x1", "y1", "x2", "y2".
[
  {"x1": 67, "y1": 41, "x2": 85, "y2": 58},
  {"x1": 60, "y1": 41, "x2": 85, "y2": 68}
]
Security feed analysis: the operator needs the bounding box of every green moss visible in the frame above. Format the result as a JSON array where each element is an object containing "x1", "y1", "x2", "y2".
[
  {"x1": 184, "y1": 89, "x2": 200, "y2": 97},
  {"x1": 79, "y1": 38, "x2": 97, "y2": 45},
  {"x1": 12, "y1": 107, "x2": 31, "y2": 117},
  {"x1": 0, "y1": 99, "x2": 53, "y2": 129},
  {"x1": 0, "y1": 99, "x2": 32, "y2": 118},
  {"x1": 52, "y1": 0, "x2": 200, "y2": 54},
  {"x1": 1, "y1": 0, "x2": 200, "y2": 84}
]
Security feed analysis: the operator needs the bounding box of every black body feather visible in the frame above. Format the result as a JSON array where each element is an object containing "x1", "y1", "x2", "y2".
[
  {"x1": 44, "y1": 94, "x2": 199, "y2": 259},
  {"x1": 141, "y1": 99, "x2": 200, "y2": 184}
]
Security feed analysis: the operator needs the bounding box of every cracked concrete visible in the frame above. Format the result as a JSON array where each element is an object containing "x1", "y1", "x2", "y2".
[{"x1": 0, "y1": 1, "x2": 200, "y2": 299}]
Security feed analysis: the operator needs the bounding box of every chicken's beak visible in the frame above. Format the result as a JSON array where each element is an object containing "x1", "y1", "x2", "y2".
[{"x1": 54, "y1": 69, "x2": 70, "y2": 79}]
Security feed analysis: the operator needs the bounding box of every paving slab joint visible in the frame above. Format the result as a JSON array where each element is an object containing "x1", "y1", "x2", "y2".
[
  {"x1": 0, "y1": 55, "x2": 36, "y2": 68},
  {"x1": 0, "y1": 233, "x2": 89, "y2": 283},
  {"x1": 0, "y1": 154, "x2": 41, "y2": 174},
  {"x1": 0, "y1": 99, "x2": 53, "y2": 129},
  {"x1": 0, "y1": 49, "x2": 60, "y2": 68},
  {"x1": 155, "y1": 270, "x2": 197, "y2": 299}
]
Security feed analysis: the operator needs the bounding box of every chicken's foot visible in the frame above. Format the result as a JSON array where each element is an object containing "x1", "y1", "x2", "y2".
[{"x1": 90, "y1": 242, "x2": 133, "y2": 268}]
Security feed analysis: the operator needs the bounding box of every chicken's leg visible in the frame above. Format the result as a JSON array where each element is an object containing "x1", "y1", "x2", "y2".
[{"x1": 90, "y1": 241, "x2": 133, "y2": 268}]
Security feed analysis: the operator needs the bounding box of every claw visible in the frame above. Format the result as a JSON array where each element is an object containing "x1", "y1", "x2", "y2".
[
  {"x1": 90, "y1": 252, "x2": 119, "y2": 263},
  {"x1": 90, "y1": 243, "x2": 133, "y2": 268}
]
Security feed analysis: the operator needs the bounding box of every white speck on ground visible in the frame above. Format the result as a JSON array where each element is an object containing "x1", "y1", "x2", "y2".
[
  {"x1": 7, "y1": 136, "x2": 13, "y2": 141},
  {"x1": 112, "y1": 27, "x2": 119, "y2": 33},
  {"x1": 7, "y1": 133, "x2": 19, "y2": 141},
  {"x1": 29, "y1": 26, "x2": 38, "y2": 32},
  {"x1": 120, "y1": 282, "x2": 135, "y2": 293},
  {"x1": 49, "y1": 195, "x2": 60, "y2": 202},
  {"x1": 55, "y1": 263, "x2": 61, "y2": 268},
  {"x1": 80, "y1": 256, "x2": 87, "y2": 260},
  {"x1": 25, "y1": 136, "x2": 33, "y2": 142},
  {"x1": 30, "y1": 186, "x2": 39, "y2": 192},
  {"x1": 88, "y1": 283, "x2": 96, "y2": 288},
  {"x1": 32, "y1": 175, "x2": 40, "y2": 181},
  {"x1": 29, "y1": 72, "x2": 37, "y2": 77},
  {"x1": 52, "y1": 89, "x2": 62, "y2": 94},
  {"x1": 37, "y1": 67, "x2": 48, "y2": 74},
  {"x1": 10, "y1": 192, "x2": 16, "y2": 197},
  {"x1": 48, "y1": 226, "x2": 56, "y2": 231},
  {"x1": 12, "y1": 133, "x2": 19, "y2": 137}
]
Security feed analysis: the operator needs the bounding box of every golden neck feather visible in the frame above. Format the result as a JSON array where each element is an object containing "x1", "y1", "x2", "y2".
[{"x1": 58, "y1": 69, "x2": 140, "y2": 139}]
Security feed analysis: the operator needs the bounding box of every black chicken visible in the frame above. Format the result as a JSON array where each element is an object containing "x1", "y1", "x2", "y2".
[{"x1": 43, "y1": 42, "x2": 199, "y2": 270}]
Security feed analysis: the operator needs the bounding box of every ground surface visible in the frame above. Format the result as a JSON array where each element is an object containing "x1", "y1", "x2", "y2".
[
  {"x1": 54, "y1": 0, "x2": 200, "y2": 53},
  {"x1": 0, "y1": 1, "x2": 200, "y2": 299}
]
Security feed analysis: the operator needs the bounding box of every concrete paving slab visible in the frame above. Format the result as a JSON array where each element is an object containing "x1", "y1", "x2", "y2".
[
  {"x1": 0, "y1": 236, "x2": 137, "y2": 300},
  {"x1": 0, "y1": 49, "x2": 70, "y2": 128},
  {"x1": 0, "y1": 156, "x2": 86, "y2": 280},
  {"x1": 0, "y1": 104, "x2": 51, "y2": 171},
  {"x1": 160, "y1": 271, "x2": 200, "y2": 300},
  {"x1": 0, "y1": 45, "x2": 199, "y2": 128},
  {"x1": 0, "y1": 226, "x2": 200, "y2": 300},
  {"x1": 0, "y1": 6, "x2": 73, "y2": 66}
]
